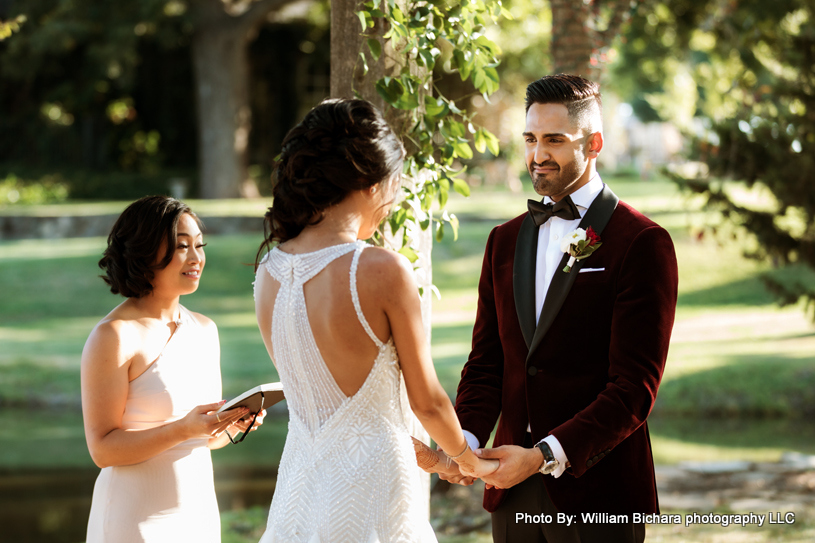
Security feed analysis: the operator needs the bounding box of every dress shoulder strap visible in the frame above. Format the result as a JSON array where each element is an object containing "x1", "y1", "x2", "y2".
[{"x1": 349, "y1": 244, "x2": 384, "y2": 349}]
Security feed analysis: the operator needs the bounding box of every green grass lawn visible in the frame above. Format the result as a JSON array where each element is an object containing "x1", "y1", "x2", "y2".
[{"x1": 1, "y1": 175, "x2": 815, "y2": 473}]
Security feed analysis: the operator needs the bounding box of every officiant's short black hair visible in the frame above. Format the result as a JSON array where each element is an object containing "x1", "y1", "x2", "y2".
[
  {"x1": 99, "y1": 196, "x2": 203, "y2": 298},
  {"x1": 525, "y1": 74, "x2": 602, "y2": 134}
]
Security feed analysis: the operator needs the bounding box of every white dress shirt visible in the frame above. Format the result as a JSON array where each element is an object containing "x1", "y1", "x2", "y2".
[{"x1": 463, "y1": 176, "x2": 605, "y2": 479}]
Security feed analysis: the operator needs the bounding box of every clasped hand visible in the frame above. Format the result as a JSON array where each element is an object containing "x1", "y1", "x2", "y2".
[
  {"x1": 437, "y1": 445, "x2": 542, "y2": 489},
  {"x1": 413, "y1": 438, "x2": 497, "y2": 484}
]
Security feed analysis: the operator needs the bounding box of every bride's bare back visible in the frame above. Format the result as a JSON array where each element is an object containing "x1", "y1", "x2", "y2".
[{"x1": 255, "y1": 244, "x2": 395, "y2": 397}]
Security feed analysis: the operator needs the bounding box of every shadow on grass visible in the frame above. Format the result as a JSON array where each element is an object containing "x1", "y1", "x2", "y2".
[
  {"x1": 649, "y1": 415, "x2": 815, "y2": 456},
  {"x1": 654, "y1": 353, "x2": 815, "y2": 419},
  {"x1": 0, "y1": 361, "x2": 81, "y2": 409},
  {"x1": 678, "y1": 275, "x2": 777, "y2": 307}
]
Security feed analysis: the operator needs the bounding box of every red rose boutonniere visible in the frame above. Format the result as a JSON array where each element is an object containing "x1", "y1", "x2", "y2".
[{"x1": 560, "y1": 226, "x2": 602, "y2": 273}]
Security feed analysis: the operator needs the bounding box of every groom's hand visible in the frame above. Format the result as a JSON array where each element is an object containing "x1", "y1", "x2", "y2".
[
  {"x1": 476, "y1": 445, "x2": 543, "y2": 490},
  {"x1": 437, "y1": 470, "x2": 476, "y2": 486}
]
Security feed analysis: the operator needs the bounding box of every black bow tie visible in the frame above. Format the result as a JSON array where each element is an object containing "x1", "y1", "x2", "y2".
[{"x1": 527, "y1": 195, "x2": 580, "y2": 226}]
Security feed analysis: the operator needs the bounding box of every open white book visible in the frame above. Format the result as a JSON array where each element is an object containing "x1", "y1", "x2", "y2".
[{"x1": 217, "y1": 382, "x2": 284, "y2": 414}]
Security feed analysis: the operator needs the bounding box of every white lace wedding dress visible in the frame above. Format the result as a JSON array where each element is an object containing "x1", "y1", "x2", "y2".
[{"x1": 256, "y1": 241, "x2": 437, "y2": 543}]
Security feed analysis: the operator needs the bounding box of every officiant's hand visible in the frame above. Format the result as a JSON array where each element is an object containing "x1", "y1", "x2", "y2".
[
  {"x1": 475, "y1": 445, "x2": 542, "y2": 490},
  {"x1": 179, "y1": 402, "x2": 250, "y2": 439},
  {"x1": 232, "y1": 409, "x2": 266, "y2": 434}
]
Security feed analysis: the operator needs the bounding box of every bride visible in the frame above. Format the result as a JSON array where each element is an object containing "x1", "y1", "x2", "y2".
[{"x1": 253, "y1": 98, "x2": 496, "y2": 542}]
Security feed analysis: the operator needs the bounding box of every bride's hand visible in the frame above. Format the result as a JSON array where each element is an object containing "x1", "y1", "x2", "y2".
[
  {"x1": 457, "y1": 455, "x2": 499, "y2": 479},
  {"x1": 412, "y1": 438, "x2": 460, "y2": 477}
]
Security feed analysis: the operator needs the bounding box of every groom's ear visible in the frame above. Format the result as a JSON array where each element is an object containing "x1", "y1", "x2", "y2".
[{"x1": 586, "y1": 132, "x2": 603, "y2": 158}]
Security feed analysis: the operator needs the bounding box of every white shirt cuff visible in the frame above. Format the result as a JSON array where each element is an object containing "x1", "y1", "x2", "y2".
[
  {"x1": 541, "y1": 435, "x2": 569, "y2": 478},
  {"x1": 462, "y1": 430, "x2": 480, "y2": 451}
]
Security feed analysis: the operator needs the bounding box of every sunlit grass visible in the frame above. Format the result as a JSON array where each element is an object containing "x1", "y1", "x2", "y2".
[
  {"x1": 0, "y1": 198, "x2": 270, "y2": 217},
  {"x1": 2, "y1": 175, "x2": 815, "y2": 471}
]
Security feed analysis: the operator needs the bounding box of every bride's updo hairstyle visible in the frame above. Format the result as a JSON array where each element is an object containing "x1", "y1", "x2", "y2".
[{"x1": 261, "y1": 98, "x2": 404, "y2": 246}]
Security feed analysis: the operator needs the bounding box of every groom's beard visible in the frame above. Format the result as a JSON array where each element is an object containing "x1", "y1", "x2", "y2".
[{"x1": 529, "y1": 158, "x2": 581, "y2": 197}]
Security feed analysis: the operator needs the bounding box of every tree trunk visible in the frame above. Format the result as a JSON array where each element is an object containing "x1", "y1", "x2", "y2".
[
  {"x1": 550, "y1": 0, "x2": 596, "y2": 78},
  {"x1": 192, "y1": 24, "x2": 250, "y2": 198},
  {"x1": 550, "y1": 0, "x2": 633, "y2": 82},
  {"x1": 330, "y1": 0, "x2": 386, "y2": 105},
  {"x1": 191, "y1": 0, "x2": 286, "y2": 199}
]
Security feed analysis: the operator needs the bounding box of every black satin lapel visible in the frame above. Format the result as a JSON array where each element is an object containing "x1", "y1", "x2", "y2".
[
  {"x1": 513, "y1": 214, "x2": 538, "y2": 349},
  {"x1": 526, "y1": 186, "x2": 620, "y2": 361}
]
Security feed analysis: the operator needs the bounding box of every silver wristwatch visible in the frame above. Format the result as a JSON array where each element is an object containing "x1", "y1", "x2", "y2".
[{"x1": 536, "y1": 441, "x2": 560, "y2": 475}]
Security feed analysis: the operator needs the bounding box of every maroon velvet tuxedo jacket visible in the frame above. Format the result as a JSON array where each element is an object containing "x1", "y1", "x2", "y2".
[{"x1": 455, "y1": 186, "x2": 678, "y2": 514}]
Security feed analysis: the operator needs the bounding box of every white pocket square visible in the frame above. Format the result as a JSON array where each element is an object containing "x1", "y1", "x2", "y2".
[{"x1": 579, "y1": 267, "x2": 605, "y2": 273}]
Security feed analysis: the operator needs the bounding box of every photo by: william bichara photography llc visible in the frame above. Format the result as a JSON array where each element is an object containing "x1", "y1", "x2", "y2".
[{"x1": 514, "y1": 511, "x2": 797, "y2": 529}]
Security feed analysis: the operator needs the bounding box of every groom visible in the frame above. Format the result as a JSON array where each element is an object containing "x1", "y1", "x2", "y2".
[{"x1": 447, "y1": 74, "x2": 678, "y2": 542}]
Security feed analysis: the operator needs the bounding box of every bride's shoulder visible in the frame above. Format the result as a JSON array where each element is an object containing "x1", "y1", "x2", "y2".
[
  {"x1": 358, "y1": 245, "x2": 412, "y2": 272},
  {"x1": 357, "y1": 246, "x2": 415, "y2": 294}
]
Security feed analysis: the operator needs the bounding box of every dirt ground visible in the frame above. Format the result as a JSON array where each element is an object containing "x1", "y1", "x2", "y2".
[{"x1": 430, "y1": 453, "x2": 815, "y2": 542}]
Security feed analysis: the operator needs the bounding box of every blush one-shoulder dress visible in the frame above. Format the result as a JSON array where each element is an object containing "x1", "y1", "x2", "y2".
[
  {"x1": 85, "y1": 306, "x2": 223, "y2": 543},
  {"x1": 256, "y1": 241, "x2": 437, "y2": 543}
]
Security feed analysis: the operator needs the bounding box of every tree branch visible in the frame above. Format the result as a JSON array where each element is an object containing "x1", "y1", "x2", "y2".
[
  {"x1": 599, "y1": 0, "x2": 636, "y2": 45},
  {"x1": 235, "y1": 0, "x2": 292, "y2": 31}
]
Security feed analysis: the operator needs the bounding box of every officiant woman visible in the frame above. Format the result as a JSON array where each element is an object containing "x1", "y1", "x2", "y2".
[{"x1": 81, "y1": 195, "x2": 264, "y2": 543}]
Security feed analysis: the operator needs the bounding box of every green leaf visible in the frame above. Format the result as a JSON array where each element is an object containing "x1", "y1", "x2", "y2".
[
  {"x1": 475, "y1": 35, "x2": 495, "y2": 51},
  {"x1": 449, "y1": 213, "x2": 460, "y2": 240},
  {"x1": 474, "y1": 129, "x2": 487, "y2": 153},
  {"x1": 425, "y1": 98, "x2": 449, "y2": 120},
  {"x1": 398, "y1": 246, "x2": 419, "y2": 263},
  {"x1": 359, "y1": 52, "x2": 369, "y2": 75},
  {"x1": 357, "y1": 11, "x2": 367, "y2": 31},
  {"x1": 453, "y1": 50, "x2": 473, "y2": 80},
  {"x1": 484, "y1": 66, "x2": 500, "y2": 94},
  {"x1": 389, "y1": 207, "x2": 408, "y2": 232},
  {"x1": 437, "y1": 186, "x2": 449, "y2": 208},
  {"x1": 393, "y1": 89, "x2": 419, "y2": 110},
  {"x1": 391, "y1": 21, "x2": 408, "y2": 38},
  {"x1": 452, "y1": 140, "x2": 473, "y2": 159},
  {"x1": 367, "y1": 39, "x2": 382, "y2": 61},
  {"x1": 448, "y1": 120, "x2": 466, "y2": 138},
  {"x1": 435, "y1": 221, "x2": 445, "y2": 242},
  {"x1": 391, "y1": 6, "x2": 405, "y2": 23},
  {"x1": 451, "y1": 177, "x2": 471, "y2": 197},
  {"x1": 418, "y1": 49, "x2": 435, "y2": 70},
  {"x1": 473, "y1": 68, "x2": 487, "y2": 93},
  {"x1": 484, "y1": 130, "x2": 500, "y2": 156},
  {"x1": 375, "y1": 77, "x2": 406, "y2": 106}
]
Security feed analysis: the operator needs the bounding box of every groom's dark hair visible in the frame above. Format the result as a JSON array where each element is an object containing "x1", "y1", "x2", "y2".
[{"x1": 525, "y1": 74, "x2": 602, "y2": 134}]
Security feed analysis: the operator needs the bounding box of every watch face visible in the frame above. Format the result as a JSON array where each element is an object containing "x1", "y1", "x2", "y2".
[{"x1": 541, "y1": 460, "x2": 558, "y2": 474}]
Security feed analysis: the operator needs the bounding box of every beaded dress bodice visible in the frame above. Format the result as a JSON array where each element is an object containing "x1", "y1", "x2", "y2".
[{"x1": 257, "y1": 241, "x2": 437, "y2": 543}]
